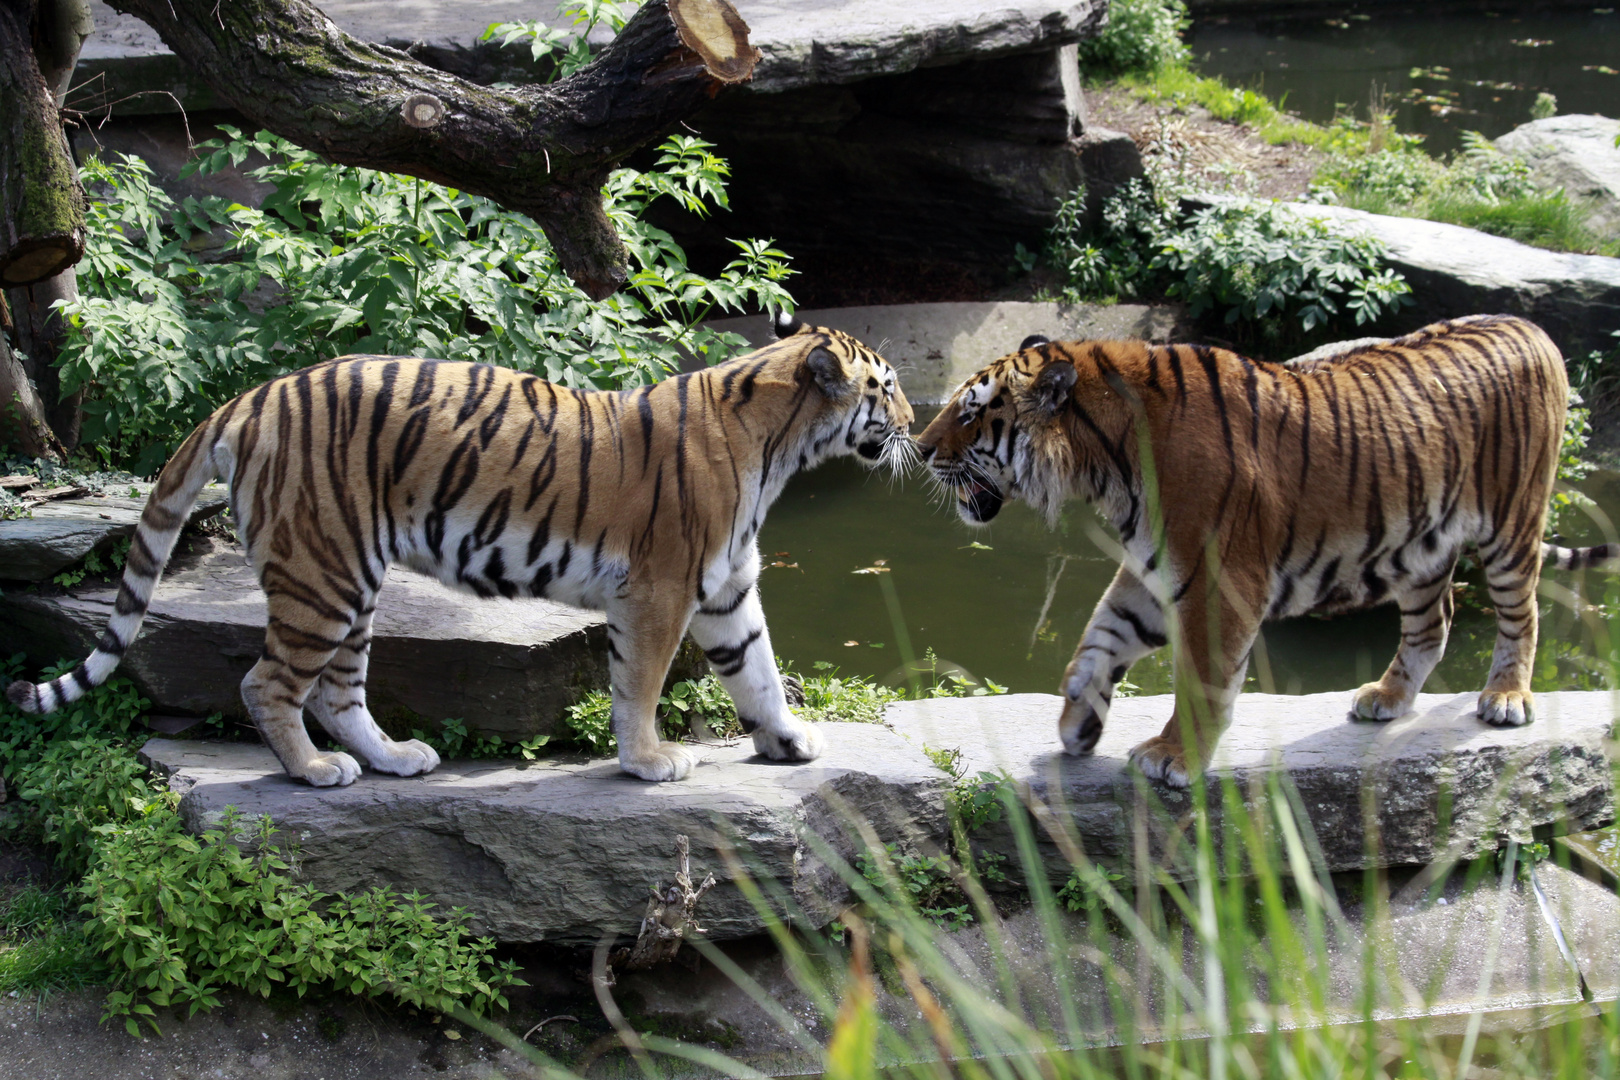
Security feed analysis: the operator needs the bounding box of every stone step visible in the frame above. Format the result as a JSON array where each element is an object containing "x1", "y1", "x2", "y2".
[
  {"x1": 887, "y1": 690, "x2": 1617, "y2": 883},
  {"x1": 139, "y1": 723, "x2": 949, "y2": 946},
  {"x1": 1, "y1": 534, "x2": 622, "y2": 742},
  {"x1": 143, "y1": 690, "x2": 1617, "y2": 944},
  {"x1": 0, "y1": 480, "x2": 229, "y2": 581}
]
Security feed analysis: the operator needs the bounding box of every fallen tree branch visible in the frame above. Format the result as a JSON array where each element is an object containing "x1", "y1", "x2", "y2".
[
  {"x1": 610, "y1": 834, "x2": 717, "y2": 974},
  {"x1": 101, "y1": 0, "x2": 759, "y2": 299}
]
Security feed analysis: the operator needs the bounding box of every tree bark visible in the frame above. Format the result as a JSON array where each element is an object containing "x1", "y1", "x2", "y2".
[
  {"x1": 0, "y1": 294, "x2": 66, "y2": 459},
  {"x1": 103, "y1": 0, "x2": 759, "y2": 300},
  {"x1": 0, "y1": 0, "x2": 87, "y2": 288},
  {"x1": 0, "y1": 0, "x2": 89, "y2": 458}
]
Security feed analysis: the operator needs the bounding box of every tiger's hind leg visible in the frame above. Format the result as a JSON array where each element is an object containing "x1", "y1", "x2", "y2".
[
  {"x1": 241, "y1": 590, "x2": 363, "y2": 787},
  {"x1": 688, "y1": 572, "x2": 823, "y2": 764},
  {"x1": 1353, "y1": 561, "x2": 1457, "y2": 721},
  {"x1": 607, "y1": 588, "x2": 700, "y2": 781},
  {"x1": 1476, "y1": 536, "x2": 1542, "y2": 727},
  {"x1": 1059, "y1": 565, "x2": 1167, "y2": 756},
  {"x1": 305, "y1": 601, "x2": 440, "y2": 777}
]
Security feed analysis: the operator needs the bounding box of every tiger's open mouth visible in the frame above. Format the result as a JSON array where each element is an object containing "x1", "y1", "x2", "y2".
[{"x1": 956, "y1": 479, "x2": 1004, "y2": 523}]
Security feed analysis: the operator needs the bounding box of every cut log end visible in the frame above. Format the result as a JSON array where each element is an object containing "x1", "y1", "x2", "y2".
[
  {"x1": 668, "y1": 0, "x2": 759, "y2": 84},
  {"x1": 0, "y1": 235, "x2": 85, "y2": 288}
]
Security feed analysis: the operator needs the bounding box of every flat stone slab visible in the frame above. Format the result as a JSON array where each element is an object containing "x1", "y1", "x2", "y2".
[
  {"x1": 81, "y1": 0, "x2": 1104, "y2": 104},
  {"x1": 0, "y1": 535, "x2": 614, "y2": 742},
  {"x1": 139, "y1": 724, "x2": 948, "y2": 945},
  {"x1": 886, "y1": 691, "x2": 1617, "y2": 881},
  {"x1": 708, "y1": 301, "x2": 1186, "y2": 404},
  {"x1": 0, "y1": 481, "x2": 228, "y2": 581}
]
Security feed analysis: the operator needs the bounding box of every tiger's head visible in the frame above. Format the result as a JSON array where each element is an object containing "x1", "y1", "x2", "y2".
[
  {"x1": 773, "y1": 310, "x2": 915, "y2": 472},
  {"x1": 916, "y1": 334, "x2": 1088, "y2": 526}
]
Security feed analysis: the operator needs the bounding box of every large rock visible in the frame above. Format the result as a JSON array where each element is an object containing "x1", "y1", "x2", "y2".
[
  {"x1": 886, "y1": 691, "x2": 1616, "y2": 882},
  {"x1": 80, "y1": 1, "x2": 1105, "y2": 102},
  {"x1": 0, "y1": 535, "x2": 620, "y2": 742},
  {"x1": 1253, "y1": 200, "x2": 1620, "y2": 359},
  {"x1": 708, "y1": 300, "x2": 1187, "y2": 403},
  {"x1": 77, "y1": 2, "x2": 1111, "y2": 274},
  {"x1": 1496, "y1": 114, "x2": 1620, "y2": 240},
  {"x1": 139, "y1": 724, "x2": 949, "y2": 945},
  {"x1": 0, "y1": 482, "x2": 229, "y2": 581}
]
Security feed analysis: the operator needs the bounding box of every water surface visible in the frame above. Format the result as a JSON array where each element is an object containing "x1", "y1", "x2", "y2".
[
  {"x1": 758, "y1": 456, "x2": 1620, "y2": 699},
  {"x1": 1186, "y1": 5, "x2": 1620, "y2": 155}
]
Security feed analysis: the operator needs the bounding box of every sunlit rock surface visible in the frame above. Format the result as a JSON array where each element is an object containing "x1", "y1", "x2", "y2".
[
  {"x1": 139, "y1": 724, "x2": 949, "y2": 945},
  {"x1": 141, "y1": 690, "x2": 1615, "y2": 945},
  {"x1": 888, "y1": 690, "x2": 1617, "y2": 882},
  {"x1": 1497, "y1": 114, "x2": 1620, "y2": 241}
]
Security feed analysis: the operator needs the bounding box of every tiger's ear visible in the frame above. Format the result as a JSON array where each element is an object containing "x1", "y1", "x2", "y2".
[
  {"x1": 773, "y1": 309, "x2": 804, "y2": 339},
  {"x1": 806, "y1": 346, "x2": 850, "y2": 397},
  {"x1": 1019, "y1": 334, "x2": 1051, "y2": 351},
  {"x1": 1031, "y1": 360, "x2": 1077, "y2": 415}
]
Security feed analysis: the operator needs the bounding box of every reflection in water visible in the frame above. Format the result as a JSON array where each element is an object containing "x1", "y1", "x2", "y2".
[
  {"x1": 758, "y1": 457, "x2": 1620, "y2": 699},
  {"x1": 1186, "y1": 7, "x2": 1620, "y2": 155}
]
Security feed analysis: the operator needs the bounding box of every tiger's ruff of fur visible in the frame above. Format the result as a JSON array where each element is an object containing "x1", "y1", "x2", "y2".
[
  {"x1": 918, "y1": 315, "x2": 1617, "y2": 788},
  {"x1": 7, "y1": 315, "x2": 914, "y2": 786}
]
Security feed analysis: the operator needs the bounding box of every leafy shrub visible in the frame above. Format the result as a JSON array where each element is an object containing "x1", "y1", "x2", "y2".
[
  {"x1": 797, "y1": 662, "x2": 905, "y2": 724},
  {"x1": 0, "y1": 655, "x2": 521, "y2": 1029},
  {"x1": 856, "y1": 843, "x2": 972, "y2": 930},
  {"x1": 83, "y1": 808, "x2": 517, "y2": 1034},
  {"x1": 1046, "y1": 181, "x2": 1412, "y2": 352},
  {"x1": 60, "y1": 130, "x2": 794, "y2": 474},
  {"x1": 1077, "y1": 0, "x2": 1189, "y2": 77}
]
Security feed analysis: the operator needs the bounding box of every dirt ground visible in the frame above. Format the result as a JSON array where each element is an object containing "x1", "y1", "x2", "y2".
[{"x1": 1084, "y1": 84, "x2": 1328, "y2": 203}]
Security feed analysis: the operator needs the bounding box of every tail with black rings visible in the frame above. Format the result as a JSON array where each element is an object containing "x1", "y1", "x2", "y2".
[
  {"x1": 4, "y1": 421, "x2": 224, "y2": 714},
  {"x1": 1542, "y1": 542, "x2": 1620, "y2": 572}
]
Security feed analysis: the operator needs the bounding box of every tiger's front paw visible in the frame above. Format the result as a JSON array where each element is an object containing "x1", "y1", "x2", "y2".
[
  {"x1": 367, "y1": 738, "x2": 441, "y2": 777},
  {"x1": 1352, "y1": 681, "x2": 1416, "y2": 722},
  {"x1": 621, "y1": 742, "x2": 698, "y2": 782},
  {"x1": 1059, "y1": 696, "x2": 1105, "y2": 756},
  {"x1": 294, "y1": 751, "x2": 362, "y2": 788},
  {"x1": 1478, "y1": 689, "x2": 1535, "y2": 728},
  {"x1": 1128, "y1": 736, "x2": 1191, "y2": 789},
  {"x1": 753, "y1": 718, "x2": 824, "y2": 762}
]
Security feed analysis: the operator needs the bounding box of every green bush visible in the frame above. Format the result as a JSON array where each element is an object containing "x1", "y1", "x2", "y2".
[
  {"x1": 1045, "y1": 181, "x2": 1412, "y2": 352},
  {"x1": 59, "y1": 129, "x2": 794, "y2": 474},
  {"x1": 1077, "y1": 0, "x2": 1189, "y2": 77},
  {"x1": 0, "y1": 655, "x2": 520, "y2": 1032},
  {"x1": 83, "y1": 808, "x2": 516, "y2": 1034}
]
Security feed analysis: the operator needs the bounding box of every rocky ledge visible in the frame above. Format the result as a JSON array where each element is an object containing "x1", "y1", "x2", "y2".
[
  {"x1": 0, "y1": 534, "x2": 627, "y2": 742},
  {"x1": 140, "y1": 723, "x2": 948, "y2": 946},
  {"x1": 144, "y1": 690, "x2": 1616, "y2": 943}
]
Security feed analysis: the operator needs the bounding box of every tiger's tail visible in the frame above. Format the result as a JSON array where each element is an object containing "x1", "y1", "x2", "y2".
[
  {"x1": 5, "y1": 424, "x2": 223, "y2": 715},
  {"x1": 1542, "y1": 542, "x2": 1620, "y2": 572}
]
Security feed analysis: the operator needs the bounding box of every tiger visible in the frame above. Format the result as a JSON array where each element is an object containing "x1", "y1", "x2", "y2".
[
  {"x1": 917, "y1": 314, "x2": 1618, "y2": 788},
  {"x1": 6, "y1": 312, "x2": 914, "y2": 786}
]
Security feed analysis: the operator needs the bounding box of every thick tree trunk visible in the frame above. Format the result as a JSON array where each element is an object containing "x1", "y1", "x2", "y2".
[
  {"x1": 0, "y1": 0, "x2": 89, "y2": 458},
  {"x1": 104, "y1": 0, "x2": 759, "y2": 300},
  {"x1": 0, "y1": 295, "x2": 65, "y2": 459},
  {"x1": 0, "y1": 0, "x2": 87, "y2": 288}
]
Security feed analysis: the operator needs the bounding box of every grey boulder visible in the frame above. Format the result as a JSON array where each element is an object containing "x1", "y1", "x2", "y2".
[
  {"x1": 1496, "y1": 114, "x2": 1620, "y2": 241},
  {"x1": 140, "y1": 723, "x2": 949, "y2": 945}
]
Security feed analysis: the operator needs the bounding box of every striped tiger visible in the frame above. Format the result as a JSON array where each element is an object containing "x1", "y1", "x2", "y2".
[
  {"x1": 917, "y1": 314, "x2": 1617, "y2": 788},
  {"x1": 6, "y1": 312, "x2": 914, "y2": 786}
]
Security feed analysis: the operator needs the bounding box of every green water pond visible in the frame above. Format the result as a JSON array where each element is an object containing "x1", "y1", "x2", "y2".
[{"x1": 757, "y1": 457, "x2": 1620, "y2": 700}]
